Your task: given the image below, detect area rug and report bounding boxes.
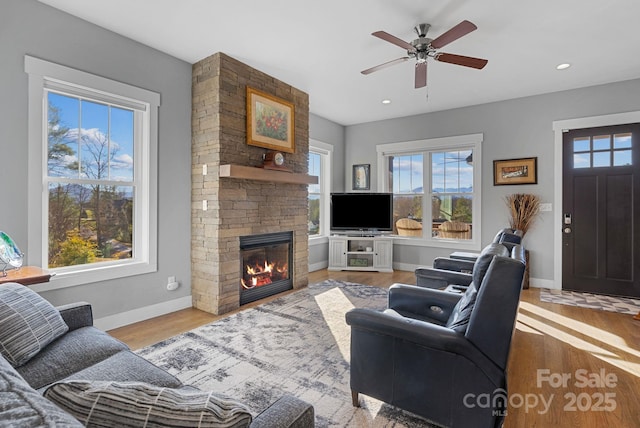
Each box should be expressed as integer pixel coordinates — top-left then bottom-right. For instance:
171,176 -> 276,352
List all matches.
138,280 -> 436,427
539,288 -> 640,315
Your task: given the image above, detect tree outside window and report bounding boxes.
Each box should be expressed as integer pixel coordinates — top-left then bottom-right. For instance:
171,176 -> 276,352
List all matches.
46,92 -> 134,268
308,151 -> 321,236
385,147 -> 475,240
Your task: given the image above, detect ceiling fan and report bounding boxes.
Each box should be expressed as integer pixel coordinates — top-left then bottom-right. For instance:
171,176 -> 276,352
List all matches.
361,20 -> 488,88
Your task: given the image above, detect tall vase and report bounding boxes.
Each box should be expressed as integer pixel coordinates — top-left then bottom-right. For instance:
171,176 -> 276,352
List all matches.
523,249 -> 530,289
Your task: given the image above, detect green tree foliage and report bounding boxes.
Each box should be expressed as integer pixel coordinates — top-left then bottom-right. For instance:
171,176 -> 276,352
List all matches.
394,195 -> 423,220
48,184 -> 81,260
452,197 -> 473,223
47,104 -> 74,173
308,198 -> 320,235
51,232 -> 97,267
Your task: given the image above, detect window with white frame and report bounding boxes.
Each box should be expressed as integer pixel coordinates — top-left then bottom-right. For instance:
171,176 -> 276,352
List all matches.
308,141 -> 332,238
377,134 -> 482,248
26,56 -> 159,288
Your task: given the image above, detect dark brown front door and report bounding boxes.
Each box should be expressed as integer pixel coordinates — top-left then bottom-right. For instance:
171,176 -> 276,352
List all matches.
562,123 -> 640,297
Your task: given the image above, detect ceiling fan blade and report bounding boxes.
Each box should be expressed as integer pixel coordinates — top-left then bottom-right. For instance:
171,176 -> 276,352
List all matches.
372,31 -> 416,52
435,53 -> 488,69
361,57 -> 409,75
430,20 -> 477,49
415,62 -> 427,88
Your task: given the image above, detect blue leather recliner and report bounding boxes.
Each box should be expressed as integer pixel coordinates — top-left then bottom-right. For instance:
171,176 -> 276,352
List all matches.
415,228 -> 523,290
346,245 -> 526,428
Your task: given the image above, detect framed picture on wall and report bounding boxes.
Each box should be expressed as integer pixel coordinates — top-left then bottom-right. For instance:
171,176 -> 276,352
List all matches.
352,164 -> 370,190
493,157 -> 538,185
246,86 -> 295,153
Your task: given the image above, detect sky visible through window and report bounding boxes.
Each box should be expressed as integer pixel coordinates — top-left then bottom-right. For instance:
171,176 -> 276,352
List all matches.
432,150 -> 473,193
573,133 -> 632,169
48,92 -> 134,182
392,154 -> 423,194
392,150 -> 473,194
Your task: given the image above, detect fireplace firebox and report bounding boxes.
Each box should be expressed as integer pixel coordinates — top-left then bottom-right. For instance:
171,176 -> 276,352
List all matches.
239,231 -> 293,305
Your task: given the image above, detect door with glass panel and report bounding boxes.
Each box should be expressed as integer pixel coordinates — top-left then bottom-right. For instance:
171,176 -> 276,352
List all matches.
562,124 -> 640,297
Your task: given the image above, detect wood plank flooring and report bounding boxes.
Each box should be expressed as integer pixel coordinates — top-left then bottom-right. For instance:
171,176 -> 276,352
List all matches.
109,269 -> 640,428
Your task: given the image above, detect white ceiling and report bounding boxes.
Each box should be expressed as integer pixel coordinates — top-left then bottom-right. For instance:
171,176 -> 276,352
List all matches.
39,0 -> 640,126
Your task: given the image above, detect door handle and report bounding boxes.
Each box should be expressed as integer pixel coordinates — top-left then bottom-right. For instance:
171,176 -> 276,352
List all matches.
564,213 -> 572,225
563,227 -> 572,234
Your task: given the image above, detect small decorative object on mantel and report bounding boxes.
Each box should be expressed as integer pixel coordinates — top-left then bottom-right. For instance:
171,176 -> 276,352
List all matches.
493,157 -> 537,185
505,193 -> 541,289
246,87 -> 295,153
261,150 -> 291,172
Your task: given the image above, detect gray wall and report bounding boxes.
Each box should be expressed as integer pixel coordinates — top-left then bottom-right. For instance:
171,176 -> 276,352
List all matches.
345,78 -> 640,282
308,113 -> 346,269
0,0 -> 192,318
310,112 -> 346,192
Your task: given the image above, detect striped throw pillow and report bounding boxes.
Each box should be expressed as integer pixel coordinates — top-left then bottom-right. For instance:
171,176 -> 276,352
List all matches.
44,381 -> 253,428
0,282 -> 69,367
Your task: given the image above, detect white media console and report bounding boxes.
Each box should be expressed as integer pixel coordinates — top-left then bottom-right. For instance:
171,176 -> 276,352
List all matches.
328,234 -> 393,272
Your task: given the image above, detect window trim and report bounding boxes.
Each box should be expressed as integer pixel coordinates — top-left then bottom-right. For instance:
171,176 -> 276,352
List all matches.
377,133 -> 483,251
25,56 -> 159,291
309,139 -> 332,244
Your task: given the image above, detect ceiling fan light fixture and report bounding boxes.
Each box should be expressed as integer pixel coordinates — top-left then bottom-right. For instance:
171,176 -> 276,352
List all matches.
556,63 -> 571,70
362,20 -> 488,89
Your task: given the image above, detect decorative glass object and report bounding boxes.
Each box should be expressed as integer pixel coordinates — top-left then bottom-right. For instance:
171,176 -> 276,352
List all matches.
0,231 -> 24,276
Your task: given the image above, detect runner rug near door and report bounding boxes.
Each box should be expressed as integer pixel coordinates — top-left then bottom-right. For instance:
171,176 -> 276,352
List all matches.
539,288 -> 640,315
138,280 -> 436,428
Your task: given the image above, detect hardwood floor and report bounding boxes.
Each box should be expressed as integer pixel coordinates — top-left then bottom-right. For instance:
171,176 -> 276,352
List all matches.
109,269 -> 640,428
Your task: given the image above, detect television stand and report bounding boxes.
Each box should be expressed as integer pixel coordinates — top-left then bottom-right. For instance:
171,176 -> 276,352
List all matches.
328,235 -> 393,272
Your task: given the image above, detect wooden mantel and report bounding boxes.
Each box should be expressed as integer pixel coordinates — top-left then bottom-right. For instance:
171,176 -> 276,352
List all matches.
219,164 -> 318,185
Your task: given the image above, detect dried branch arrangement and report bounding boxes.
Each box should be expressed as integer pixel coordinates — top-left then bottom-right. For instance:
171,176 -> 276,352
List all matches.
505,193 -> 540,236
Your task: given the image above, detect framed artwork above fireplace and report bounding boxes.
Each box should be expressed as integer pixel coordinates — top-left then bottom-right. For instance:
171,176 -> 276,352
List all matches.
246,87 -> 295,153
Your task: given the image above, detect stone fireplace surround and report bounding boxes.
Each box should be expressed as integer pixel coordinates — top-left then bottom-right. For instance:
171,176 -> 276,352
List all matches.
191,52 -> 310,315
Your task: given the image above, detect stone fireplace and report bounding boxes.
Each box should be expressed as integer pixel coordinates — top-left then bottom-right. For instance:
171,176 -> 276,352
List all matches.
191,52 -> 310,315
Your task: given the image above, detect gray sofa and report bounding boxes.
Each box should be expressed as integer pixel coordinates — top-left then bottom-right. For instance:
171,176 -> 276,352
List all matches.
0,282 -> 314,427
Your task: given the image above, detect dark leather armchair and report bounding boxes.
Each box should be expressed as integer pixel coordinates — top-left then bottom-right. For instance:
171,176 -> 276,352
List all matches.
444,228 -> 523,263
415,242 -> 509,291
346,246 -> 526,428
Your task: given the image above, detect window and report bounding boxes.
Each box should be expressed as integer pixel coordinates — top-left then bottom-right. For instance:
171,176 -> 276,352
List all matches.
308,140 -> 332,238
572,133 -> 632,168
390,153 -> 424,229
377,134 -> 482,249
26,56 -> 159,289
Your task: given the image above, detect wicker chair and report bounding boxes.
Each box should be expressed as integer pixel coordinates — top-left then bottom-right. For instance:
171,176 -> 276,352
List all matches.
396,218 -> 423,237
438,220 -> 471,239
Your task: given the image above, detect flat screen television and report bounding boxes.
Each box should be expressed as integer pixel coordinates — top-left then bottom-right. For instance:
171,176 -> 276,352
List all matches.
330,193 -> 393,232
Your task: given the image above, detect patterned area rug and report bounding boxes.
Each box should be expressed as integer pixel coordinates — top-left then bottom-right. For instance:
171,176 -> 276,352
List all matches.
539,288 -> 640,315
138,280 -> 436,427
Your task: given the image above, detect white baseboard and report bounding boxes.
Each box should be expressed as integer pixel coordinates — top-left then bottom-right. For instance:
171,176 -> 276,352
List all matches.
393,263 -> 425,272
95,295 -> 192,332
309,261 -> 329,272
528,278 -> 558,290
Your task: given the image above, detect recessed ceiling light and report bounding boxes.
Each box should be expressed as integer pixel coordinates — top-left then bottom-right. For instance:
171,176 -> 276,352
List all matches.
381,99 -> 392,104
556,63 -> 571,70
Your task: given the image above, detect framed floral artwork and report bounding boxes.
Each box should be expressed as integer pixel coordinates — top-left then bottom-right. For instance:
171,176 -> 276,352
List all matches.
246,87 -> 295,153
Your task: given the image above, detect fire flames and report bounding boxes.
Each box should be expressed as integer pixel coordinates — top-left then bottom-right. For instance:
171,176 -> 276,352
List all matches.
241,260 -> 288,289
